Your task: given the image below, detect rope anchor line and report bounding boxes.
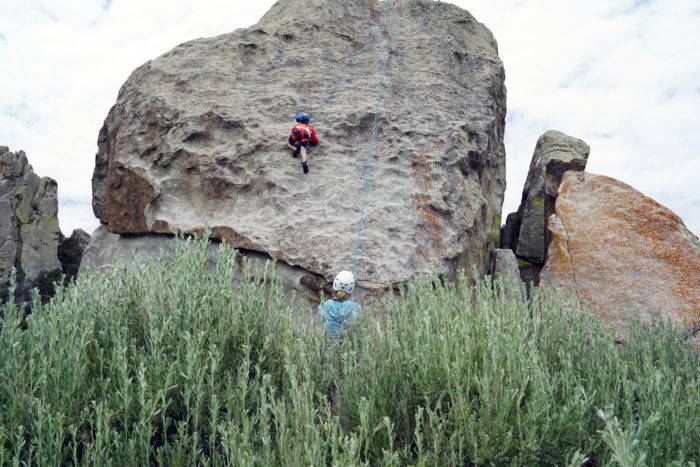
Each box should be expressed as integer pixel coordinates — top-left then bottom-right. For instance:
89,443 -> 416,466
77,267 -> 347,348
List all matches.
310,34 -> 377,125
304,2 -> 396,277
351,5 -> 395,275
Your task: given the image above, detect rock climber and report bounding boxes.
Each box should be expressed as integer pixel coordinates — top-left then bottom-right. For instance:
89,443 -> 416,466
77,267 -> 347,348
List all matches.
287,112 -> 318,174
318,271 -> 362,340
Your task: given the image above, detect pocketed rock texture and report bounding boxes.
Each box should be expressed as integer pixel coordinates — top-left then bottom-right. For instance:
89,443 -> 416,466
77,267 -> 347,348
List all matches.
0,147 -> 62,296
90,0 -> 507,302
540,172 -> 700,338
501,131 -> 589,283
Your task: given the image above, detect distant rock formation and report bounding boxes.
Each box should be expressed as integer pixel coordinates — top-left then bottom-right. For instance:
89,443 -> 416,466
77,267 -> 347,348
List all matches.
1,147 -> 90,303
540,172 -> 700,338
501,131 -> 589,284
86,0 -> 507,304
58,229 -> 91,279
492,248 -> 524,301
0,146 -> 62,301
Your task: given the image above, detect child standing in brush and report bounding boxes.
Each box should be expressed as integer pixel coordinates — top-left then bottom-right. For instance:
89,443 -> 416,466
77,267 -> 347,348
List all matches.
318,271 -> 362,340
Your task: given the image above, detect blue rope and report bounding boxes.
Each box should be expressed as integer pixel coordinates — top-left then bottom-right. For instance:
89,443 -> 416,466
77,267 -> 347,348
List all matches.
351,4 -> 395,275
310,34 -> 377,125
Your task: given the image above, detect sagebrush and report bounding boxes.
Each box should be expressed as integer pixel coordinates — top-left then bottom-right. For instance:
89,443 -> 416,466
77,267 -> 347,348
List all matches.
0,238 -> 698,465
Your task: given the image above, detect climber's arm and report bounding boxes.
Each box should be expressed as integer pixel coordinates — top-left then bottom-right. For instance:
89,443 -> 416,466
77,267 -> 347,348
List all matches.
287,132 -> 298,150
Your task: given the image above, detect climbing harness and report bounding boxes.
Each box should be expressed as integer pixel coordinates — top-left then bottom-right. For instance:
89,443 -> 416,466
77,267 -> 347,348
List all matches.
291,123 -> 314,143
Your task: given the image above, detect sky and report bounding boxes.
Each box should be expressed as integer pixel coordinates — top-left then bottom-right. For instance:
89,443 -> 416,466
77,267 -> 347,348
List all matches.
1,0 -> 699,236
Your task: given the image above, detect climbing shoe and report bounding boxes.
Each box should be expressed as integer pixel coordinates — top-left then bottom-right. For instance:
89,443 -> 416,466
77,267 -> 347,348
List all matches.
302,161 -> 309,174
292,147 -> 301,158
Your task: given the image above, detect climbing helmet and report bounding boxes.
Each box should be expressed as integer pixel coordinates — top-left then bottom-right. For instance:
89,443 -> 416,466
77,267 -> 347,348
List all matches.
333,271 -> 355,294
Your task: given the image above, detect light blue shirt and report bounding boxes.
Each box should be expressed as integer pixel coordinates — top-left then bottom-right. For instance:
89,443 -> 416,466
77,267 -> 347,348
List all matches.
318,299 -> 362,339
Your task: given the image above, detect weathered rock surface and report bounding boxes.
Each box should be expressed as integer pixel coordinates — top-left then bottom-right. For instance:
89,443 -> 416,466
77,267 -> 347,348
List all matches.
492,248 -> 524,300
80,226 -> 218,274
91,0 -> 506,302
80,226 -> 336,306
541,172 -> 700,337
1,147 -> 62,295
501,130 -> 589,283
58,229 -> 91,280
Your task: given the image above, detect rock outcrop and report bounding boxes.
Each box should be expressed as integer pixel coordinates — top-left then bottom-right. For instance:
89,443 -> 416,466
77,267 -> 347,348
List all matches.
58,229 -> 91,280
501,131 -> 589,283
492,248 -> 524,300
88,0 -> 507,303
1,146 -> 63,301
80,226 -> 218,274
80,226 -> 331,305
540,172 -> 700,338
0,147 -> 91,304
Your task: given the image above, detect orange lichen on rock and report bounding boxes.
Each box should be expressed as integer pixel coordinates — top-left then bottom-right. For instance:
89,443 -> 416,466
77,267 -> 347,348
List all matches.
416,196 -> 443,252
411,148 -> 444,260
541,215 -> 576,291
541,172 -> 700,338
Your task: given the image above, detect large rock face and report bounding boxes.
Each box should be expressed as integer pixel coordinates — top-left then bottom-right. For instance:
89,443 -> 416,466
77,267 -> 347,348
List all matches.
90,0 -> 507,301
541,172 -> 700,337
501,131 -> 589,283
0,147 -> 61,289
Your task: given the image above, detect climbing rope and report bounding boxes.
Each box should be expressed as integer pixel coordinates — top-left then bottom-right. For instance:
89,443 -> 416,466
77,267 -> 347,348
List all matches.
299,1 -> 395,277
310,34 -> 377,125
351,3 -> 395,275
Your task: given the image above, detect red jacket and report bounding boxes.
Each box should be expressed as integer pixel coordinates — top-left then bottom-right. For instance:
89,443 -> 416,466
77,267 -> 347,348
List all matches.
289,123 -> 319,145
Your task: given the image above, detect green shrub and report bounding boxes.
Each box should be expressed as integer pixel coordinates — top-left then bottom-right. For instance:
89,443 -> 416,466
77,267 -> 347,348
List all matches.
0,237 -> 697,465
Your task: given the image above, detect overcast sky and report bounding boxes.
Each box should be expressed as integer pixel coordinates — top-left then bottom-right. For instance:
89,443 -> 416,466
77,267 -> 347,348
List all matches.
1,0 -> 699,235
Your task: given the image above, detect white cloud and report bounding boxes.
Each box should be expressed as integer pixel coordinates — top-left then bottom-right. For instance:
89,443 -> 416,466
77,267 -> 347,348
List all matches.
1,0 -> 698,235
465,0 -> 700,233
0,0 -> 277,234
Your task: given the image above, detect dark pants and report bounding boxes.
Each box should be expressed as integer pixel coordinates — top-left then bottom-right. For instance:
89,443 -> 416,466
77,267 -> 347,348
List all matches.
291,141 -> 311,158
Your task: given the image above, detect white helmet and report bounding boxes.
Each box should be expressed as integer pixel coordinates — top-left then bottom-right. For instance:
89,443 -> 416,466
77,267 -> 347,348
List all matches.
333,270 -> 355,294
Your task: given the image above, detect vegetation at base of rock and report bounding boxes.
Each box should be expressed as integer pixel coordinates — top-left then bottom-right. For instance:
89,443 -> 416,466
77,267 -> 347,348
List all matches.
0,239 -> 698,466
33,269 -> 65,302
1,268 -> 64,308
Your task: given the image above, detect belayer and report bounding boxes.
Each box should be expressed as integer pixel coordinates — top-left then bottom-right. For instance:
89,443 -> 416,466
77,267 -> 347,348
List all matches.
318,271 -> 362,340
287,112 -> 318,174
